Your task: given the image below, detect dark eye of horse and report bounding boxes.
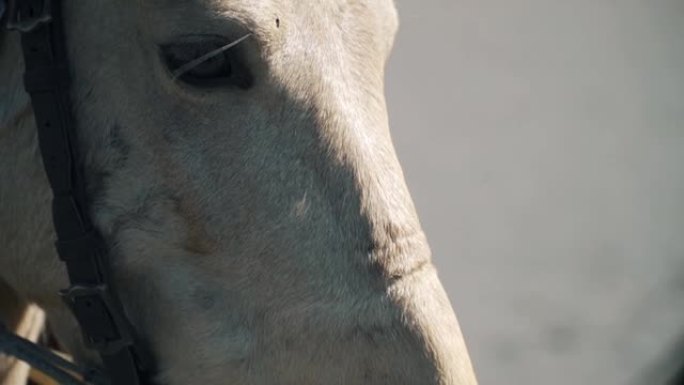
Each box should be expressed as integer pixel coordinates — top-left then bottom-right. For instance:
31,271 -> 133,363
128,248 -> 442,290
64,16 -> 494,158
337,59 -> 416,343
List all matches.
160,36 -> 253,89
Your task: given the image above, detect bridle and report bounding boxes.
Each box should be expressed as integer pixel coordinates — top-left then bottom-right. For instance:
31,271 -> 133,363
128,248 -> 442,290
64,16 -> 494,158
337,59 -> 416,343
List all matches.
0,0 -> 152,384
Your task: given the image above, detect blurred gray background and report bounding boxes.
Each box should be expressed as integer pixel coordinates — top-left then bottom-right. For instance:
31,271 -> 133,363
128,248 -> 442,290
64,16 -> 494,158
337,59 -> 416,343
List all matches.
385,1 -> 684,384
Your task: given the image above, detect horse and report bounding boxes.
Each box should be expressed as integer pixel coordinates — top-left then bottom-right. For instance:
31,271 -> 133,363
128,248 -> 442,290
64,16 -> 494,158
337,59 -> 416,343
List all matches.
0,0 -> 478,384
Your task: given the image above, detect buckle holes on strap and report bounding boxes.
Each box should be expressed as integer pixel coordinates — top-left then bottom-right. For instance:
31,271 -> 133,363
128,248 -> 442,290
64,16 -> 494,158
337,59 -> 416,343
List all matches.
44,121 -> 51,128
30,46 -> 38,53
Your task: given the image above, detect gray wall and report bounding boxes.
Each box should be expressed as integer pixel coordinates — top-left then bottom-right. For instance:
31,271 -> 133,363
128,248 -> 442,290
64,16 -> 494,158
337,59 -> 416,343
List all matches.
386,1 -> 684,384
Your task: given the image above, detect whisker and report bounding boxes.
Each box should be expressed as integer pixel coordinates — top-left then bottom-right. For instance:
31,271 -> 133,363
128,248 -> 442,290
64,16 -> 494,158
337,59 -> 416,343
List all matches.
172,33 -> 252,80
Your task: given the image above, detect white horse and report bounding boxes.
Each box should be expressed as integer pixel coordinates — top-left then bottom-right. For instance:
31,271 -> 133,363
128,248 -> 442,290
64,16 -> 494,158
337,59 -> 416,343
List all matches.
0,0 -> 478,384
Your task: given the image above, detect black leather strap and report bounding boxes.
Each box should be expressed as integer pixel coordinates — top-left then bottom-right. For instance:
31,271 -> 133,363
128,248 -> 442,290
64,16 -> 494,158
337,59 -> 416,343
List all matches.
0,322 -> 110,385
6,0 -> 152,383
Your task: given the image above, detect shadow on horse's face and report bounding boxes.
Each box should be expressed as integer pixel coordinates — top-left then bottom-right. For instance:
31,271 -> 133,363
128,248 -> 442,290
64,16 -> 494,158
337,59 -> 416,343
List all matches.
2,0 -> 476,383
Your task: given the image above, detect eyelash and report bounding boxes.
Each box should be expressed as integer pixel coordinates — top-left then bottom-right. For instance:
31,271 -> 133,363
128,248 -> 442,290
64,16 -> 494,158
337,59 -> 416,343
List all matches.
160,35 -> 253,89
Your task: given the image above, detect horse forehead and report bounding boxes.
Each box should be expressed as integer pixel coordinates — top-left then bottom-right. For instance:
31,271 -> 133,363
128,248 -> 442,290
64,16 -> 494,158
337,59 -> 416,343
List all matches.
145,0 -> 397,33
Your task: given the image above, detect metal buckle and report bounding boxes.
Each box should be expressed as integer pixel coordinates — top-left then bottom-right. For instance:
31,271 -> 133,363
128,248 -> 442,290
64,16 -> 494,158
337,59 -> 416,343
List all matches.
60,284 -> 134,355
5,0 -> 52,32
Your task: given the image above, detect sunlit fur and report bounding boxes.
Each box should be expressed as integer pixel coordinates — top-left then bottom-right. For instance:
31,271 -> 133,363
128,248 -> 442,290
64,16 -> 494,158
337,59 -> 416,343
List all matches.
0,1 -> 478,384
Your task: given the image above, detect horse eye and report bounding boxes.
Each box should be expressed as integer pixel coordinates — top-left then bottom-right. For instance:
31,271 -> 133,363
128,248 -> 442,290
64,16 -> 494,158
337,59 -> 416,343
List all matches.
160,37 -> 253,89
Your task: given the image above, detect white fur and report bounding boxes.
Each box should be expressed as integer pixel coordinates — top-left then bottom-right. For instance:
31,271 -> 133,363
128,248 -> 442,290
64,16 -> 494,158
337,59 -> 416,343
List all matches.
0,1 -> 478,384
